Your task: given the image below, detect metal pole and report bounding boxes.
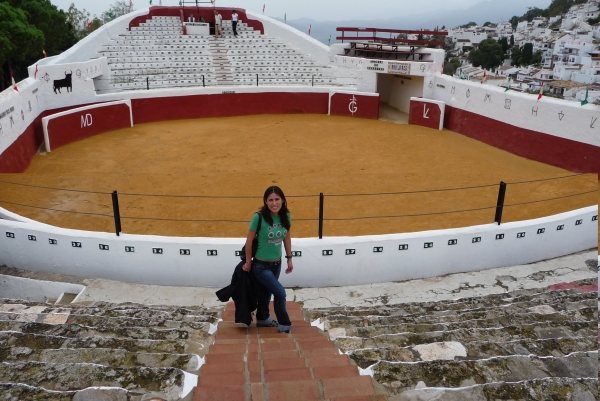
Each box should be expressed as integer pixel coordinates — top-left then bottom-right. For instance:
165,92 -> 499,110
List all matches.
111,190 -> 122,236
146,77 -> 149,90
312,75 -> 314,87
202,75 -> 205,87
318,193 -> 324,239
256,74 -> 259,86
494,181 -> 507,225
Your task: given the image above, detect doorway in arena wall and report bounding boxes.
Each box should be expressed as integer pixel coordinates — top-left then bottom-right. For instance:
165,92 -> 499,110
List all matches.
377,74 -> 424,124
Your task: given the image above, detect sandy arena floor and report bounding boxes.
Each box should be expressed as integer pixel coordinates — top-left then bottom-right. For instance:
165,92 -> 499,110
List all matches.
0,114 -> 597,240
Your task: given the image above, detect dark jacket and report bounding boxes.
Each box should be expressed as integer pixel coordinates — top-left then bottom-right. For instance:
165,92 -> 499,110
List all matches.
216,261 -> 266,326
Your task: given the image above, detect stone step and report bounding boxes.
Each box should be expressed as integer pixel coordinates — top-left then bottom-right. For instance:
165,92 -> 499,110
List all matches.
0,300 -> 219,322
342,319 -> 595,344
346,336 -> 597,365
311,289 -> 596,322
371,351 -> 597,393
0,331 -> 187,354
328,306 -> 596,335
0,347 -> 200,371
0,383 -> 75,401
61,313 -> 216,331
324,297 -> 597,327
392,377 -> 597,400
0,361 -> 195,398
0,321 -> 199,342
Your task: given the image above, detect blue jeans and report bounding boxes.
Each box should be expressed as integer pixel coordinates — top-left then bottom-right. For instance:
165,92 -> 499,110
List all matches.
251,259 -> 291,326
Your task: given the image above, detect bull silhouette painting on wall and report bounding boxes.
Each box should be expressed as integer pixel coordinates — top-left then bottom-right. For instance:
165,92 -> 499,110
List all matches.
53,71 -> 72,94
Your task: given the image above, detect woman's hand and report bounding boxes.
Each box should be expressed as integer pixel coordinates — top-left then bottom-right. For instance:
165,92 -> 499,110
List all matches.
242,261 -> 252,272
285,258 -> 293,274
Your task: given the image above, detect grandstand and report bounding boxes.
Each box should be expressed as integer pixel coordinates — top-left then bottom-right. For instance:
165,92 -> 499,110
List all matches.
96,13 -> 337,91
0,4 -> 597,401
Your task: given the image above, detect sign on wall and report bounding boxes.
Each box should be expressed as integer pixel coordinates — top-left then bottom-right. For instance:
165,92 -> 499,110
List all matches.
329,90 -> 380,119
408,97 -> 445,130
388,62 -> 411,75
42,100 -> 133,152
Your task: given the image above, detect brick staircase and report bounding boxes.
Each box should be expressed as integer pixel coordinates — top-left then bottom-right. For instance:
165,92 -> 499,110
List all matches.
194,301 -> 386,401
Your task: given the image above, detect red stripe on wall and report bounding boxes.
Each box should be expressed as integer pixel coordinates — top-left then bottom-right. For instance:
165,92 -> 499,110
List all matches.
330,93 -> 379,119
445,105 -> 600,174
131,92 -> 329,124
0,107 -> 72,173
47,104 -> 131,151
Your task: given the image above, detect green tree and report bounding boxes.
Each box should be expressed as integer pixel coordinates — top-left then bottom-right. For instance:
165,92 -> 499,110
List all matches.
510,35 -> 514,46
523,7 -> 547,22
0,2 -> 44,88
483,21 -> 492,27
531,50 -> 544,66
521,43 -> 533,65
511,48 -> 522,66
65,3 -> 90,40
443,58 -> 461,76
509,16 -> 519,30
6,0 -> 76,58
547,0 -> 587,17
101,0 -> 131,23
467,38 -> 503,70
461,21 -> 477,28
498,37 -> 509,54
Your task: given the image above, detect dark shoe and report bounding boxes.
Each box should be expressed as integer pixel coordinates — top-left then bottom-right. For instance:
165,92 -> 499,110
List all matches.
278,323 -> 292,334
257,316 -> 278,327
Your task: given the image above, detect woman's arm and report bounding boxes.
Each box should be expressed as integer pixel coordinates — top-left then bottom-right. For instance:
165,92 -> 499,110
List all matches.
243,229 -> 255,272
283,230 -> 293,274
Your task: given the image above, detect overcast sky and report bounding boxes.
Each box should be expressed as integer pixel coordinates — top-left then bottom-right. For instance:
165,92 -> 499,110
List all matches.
51,0 -> 522,21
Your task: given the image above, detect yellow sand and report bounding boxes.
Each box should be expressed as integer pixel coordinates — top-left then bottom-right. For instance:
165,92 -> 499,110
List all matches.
0,114 -> 596,241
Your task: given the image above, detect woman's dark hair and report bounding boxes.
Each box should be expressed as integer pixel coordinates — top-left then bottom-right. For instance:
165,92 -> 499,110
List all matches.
259,186 -> 291,230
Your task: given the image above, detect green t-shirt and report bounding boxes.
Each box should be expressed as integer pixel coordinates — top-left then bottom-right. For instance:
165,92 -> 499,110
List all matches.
249,212 -> 291,261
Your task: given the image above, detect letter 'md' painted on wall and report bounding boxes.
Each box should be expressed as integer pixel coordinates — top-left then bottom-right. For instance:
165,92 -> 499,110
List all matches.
81,113 -> 93,128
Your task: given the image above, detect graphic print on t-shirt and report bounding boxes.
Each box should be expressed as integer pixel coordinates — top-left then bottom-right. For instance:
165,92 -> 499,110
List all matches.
267,223 -> 287,245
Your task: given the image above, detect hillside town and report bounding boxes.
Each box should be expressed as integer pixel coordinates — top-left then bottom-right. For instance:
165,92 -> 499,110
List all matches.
447,0 -> 600,104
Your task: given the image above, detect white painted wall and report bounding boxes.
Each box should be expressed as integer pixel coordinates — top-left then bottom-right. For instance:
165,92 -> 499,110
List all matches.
0,206 -> 596,288
0,274 -> 84,303
428,74 -> 600,147
388,76 -> 425,113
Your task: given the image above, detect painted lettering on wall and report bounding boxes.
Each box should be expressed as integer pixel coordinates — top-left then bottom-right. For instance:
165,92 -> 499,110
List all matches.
81,113 -> 93,128
349,95 -> 358,116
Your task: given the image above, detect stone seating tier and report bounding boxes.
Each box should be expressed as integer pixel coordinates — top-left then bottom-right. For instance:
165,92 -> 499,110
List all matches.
307,278 -> 598,399
106,45 -> 207,52
110,67 -> 214,75
113,38 -> 211,45
107,56 -> 212,63
99,13 -> 339,90
0,298 -> 220,399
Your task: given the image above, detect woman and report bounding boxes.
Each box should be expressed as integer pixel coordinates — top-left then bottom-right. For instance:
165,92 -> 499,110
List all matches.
242,186 -> 293,333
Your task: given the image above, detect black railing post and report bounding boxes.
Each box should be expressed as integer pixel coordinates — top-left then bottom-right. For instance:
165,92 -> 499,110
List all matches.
494,181 -> 507,225
202,75 -> 205,87
146,77 -> 149,90
318,193 -> 324,239
256,74 -> 259,86
312,75 -> 314,87
112,190 -> 122,236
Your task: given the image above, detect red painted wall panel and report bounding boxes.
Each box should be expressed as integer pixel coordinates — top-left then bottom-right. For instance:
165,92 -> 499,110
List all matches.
329,93 -> 379,119
46,104 -> 131,152
445,105 -> 600,174
0,107 -> 70,173
409,99 -> 443,130
131,92 -> 329,123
